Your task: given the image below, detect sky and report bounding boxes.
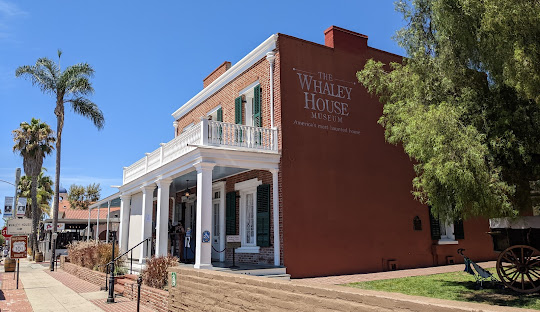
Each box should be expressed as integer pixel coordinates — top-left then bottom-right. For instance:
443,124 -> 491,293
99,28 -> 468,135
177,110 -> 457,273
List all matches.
0,1 -> 406,224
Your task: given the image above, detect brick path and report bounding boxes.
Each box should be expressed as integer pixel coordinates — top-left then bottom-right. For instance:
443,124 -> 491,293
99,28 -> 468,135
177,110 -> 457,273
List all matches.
45,268 -> 155,312
90,296 -> 154,312
295,261 -> 497,285
45,270 -> 101,293
0,264 -> 33,312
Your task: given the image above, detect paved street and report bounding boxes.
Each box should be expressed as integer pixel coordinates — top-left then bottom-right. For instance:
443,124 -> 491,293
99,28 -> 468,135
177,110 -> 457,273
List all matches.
0,259 -> 153,312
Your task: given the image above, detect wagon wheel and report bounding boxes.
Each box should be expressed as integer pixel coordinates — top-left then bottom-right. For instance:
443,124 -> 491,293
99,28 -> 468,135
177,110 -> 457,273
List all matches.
496,245 -> 540,293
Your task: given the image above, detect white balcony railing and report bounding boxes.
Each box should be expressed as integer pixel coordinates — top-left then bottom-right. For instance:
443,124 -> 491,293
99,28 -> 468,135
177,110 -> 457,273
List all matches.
123,118 -> 278,184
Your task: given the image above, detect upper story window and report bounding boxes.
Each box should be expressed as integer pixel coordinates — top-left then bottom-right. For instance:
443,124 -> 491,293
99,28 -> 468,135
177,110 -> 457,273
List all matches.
207,105 -> 223,122
182,123 -> 195,133
235,82 -> 262,127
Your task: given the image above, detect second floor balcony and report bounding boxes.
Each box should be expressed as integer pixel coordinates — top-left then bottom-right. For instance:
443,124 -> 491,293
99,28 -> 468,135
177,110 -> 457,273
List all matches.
123,118 -> 279,184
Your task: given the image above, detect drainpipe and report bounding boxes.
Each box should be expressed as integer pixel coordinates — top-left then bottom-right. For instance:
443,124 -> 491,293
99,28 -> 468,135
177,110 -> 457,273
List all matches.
266,52 -> 276,128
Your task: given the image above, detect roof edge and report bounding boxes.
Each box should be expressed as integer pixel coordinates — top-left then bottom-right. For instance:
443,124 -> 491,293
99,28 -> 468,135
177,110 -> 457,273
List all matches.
171,34 -> 278,120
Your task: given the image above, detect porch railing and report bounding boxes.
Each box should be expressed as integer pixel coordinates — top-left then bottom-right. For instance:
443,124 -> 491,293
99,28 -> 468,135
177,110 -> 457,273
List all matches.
123,118 -> 278,184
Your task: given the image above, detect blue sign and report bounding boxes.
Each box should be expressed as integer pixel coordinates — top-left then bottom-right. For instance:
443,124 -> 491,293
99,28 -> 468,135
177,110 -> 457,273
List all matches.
202,230 -> 210,243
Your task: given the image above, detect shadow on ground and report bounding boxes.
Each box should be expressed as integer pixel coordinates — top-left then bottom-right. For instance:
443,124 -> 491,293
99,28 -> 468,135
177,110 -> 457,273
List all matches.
442,280 -> 540,308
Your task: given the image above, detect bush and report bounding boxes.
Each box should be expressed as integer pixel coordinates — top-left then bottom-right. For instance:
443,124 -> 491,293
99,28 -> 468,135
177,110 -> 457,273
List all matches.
67,240 -> 119,273
142,255 -> 178,289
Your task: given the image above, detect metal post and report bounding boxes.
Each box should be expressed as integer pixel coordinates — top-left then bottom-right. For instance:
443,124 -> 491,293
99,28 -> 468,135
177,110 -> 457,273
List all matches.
130,249 -> 133,274
16,259 -> 19,289
137,275 -> 142,312
107,235 -> 116,303
50,232 -> 57,272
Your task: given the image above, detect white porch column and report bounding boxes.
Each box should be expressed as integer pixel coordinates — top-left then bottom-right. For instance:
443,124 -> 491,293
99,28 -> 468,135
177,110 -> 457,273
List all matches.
194,162 -> 215,269
106,200 -> 111,243
87,208 -> 92,241
119,194 -> 132,253
96,206 -> 100,241
155,178 -> 172,257
140,185 -> 155,263
270,169 -> 280,266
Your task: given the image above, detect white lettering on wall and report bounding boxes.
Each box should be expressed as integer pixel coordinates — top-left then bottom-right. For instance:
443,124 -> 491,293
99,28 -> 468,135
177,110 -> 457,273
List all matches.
296,70 -> 353,124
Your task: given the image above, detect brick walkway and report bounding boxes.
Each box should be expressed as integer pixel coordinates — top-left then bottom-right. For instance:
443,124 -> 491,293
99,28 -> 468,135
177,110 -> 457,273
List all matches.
45,268 -> 155,312
45,270 -> 102,293
90,296 -> 154,312
295,261 -> 497,285
0,265 -> 33,312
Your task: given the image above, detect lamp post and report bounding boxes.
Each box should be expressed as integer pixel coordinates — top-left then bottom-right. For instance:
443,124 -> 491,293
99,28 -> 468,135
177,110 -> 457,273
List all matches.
107,222 -> 119,304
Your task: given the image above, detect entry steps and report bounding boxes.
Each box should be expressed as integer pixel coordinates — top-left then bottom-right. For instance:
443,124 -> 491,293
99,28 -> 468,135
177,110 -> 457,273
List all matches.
124,258 -> 290,280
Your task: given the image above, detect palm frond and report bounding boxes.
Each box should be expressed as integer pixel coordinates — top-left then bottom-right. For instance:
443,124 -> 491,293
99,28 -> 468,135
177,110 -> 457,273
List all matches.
59,63 -> 94,93
15,58 -> 58,93
66,97 -> 105,130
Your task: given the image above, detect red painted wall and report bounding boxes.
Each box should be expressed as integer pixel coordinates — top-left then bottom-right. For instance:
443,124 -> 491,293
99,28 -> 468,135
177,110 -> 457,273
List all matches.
278,27 -> 496,278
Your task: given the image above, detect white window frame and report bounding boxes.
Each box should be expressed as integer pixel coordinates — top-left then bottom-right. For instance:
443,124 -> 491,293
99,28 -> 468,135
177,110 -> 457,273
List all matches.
207,105 -> 222,121
234,178 -> 262,253
182,123 -> 195,133
238,81 -> 260,127
438,220 -> 458,245
212,181 -> 226,262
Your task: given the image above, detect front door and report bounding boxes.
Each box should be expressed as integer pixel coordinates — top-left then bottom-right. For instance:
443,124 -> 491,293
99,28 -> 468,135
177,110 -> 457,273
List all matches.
211,200 -> 221,260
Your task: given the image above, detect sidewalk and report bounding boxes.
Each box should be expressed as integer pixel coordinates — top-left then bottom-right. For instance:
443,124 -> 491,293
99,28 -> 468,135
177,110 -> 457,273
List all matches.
295,261 -> 497,285
0,259 -> 153,312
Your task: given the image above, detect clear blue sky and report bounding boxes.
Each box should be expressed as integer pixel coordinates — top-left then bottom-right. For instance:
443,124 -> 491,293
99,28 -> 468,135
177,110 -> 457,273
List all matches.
0,1 -> 406,221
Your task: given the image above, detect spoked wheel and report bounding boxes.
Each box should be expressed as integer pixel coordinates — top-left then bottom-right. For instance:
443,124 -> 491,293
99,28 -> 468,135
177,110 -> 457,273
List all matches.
496,245 -> 540,293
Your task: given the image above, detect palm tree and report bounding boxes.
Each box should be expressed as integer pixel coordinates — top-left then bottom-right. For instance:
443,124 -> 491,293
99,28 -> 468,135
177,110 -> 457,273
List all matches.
18,169 -> 54,219
12,118 -> 55,259
16,50 -> 105,270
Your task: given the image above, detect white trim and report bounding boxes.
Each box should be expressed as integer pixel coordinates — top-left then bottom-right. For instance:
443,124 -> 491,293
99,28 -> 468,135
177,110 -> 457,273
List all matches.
238,81 -> 260,97
207,105 -> 222,116
235,178 -> 262,191
236,246 -> 260,253
212,181 -> 226,262
172,34 -> 278,120
438,239 -> 459,245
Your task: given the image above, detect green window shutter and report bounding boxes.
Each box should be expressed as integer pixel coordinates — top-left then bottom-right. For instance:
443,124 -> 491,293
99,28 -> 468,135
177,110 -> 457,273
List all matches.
226,191 -> 237,235
235,96 -> 243,124
428,208 -> 441,240
454,220 -> 465,240
253,85 -> 262,127
217,107 -> 223,122
256,184 -> 271,247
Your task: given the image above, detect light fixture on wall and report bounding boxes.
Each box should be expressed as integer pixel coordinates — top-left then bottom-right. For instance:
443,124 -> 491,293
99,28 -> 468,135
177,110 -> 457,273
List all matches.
185,180 -> 190,197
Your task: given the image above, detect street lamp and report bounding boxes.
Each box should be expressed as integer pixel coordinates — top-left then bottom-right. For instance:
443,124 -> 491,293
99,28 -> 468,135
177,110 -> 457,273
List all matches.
107,221 -> 120,304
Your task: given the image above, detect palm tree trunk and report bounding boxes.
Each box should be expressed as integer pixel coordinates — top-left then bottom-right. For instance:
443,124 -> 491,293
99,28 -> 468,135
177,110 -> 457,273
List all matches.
31,175 -> 39,260
50,100 -> 64,271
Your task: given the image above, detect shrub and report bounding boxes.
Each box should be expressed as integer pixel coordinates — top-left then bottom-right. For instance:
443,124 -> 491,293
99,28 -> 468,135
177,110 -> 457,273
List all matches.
67,240 -> 119,273
142,255 -> 178,289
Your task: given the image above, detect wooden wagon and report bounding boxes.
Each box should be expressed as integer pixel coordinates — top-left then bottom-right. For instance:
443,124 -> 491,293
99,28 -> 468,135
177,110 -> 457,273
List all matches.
489,216 -> 540,293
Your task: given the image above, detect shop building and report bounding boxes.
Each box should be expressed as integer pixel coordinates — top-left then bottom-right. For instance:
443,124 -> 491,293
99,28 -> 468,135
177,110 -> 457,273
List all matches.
116,26 -> 496,278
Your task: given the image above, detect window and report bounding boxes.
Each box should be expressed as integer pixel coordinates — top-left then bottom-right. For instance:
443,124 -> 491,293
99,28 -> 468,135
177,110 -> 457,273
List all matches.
207,106 -> 223,122
182,123 -> 195,133
235,178 -> 262,253
428,207 -> 464,245
235,82 -> 262,127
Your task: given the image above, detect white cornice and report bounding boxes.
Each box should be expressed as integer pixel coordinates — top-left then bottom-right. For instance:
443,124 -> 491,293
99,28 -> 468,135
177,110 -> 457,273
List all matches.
172,34 -> 278,120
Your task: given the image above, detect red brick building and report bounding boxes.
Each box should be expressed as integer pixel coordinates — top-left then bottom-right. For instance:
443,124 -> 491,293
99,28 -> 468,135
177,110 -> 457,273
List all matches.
116,26 -> 496,278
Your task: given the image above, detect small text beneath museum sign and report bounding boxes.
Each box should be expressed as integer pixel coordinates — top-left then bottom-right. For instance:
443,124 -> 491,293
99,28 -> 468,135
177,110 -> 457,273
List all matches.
293,120 -> 360,135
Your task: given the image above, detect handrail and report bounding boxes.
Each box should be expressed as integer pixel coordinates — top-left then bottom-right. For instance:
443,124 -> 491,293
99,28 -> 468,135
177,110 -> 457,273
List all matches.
107,237 -> 151,267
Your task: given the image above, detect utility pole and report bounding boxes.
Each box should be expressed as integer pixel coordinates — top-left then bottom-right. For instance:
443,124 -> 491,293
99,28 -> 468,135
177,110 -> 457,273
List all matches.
13,168 -> 21,219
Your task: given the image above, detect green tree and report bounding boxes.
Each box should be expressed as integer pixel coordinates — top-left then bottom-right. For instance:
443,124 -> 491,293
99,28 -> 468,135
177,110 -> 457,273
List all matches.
12,118 -> 55,259
18,169 -> 54,219
16,50 -> 105,269
357,0 -> 540,221
68,183 -> 101,210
